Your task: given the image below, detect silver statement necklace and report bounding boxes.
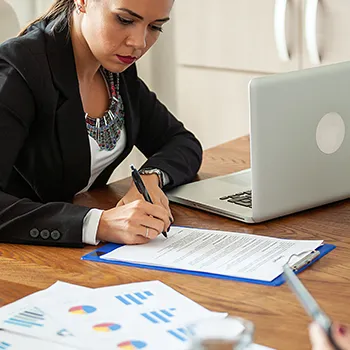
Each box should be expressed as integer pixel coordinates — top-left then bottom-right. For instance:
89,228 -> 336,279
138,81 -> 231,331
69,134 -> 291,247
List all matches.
85,68 -> 125,151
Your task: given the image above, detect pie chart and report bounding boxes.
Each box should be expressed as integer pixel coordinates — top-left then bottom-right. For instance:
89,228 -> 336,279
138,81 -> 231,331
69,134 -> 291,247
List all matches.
93,322 -> 121,332
68,305 -> 97,315
117,340 -> 147,349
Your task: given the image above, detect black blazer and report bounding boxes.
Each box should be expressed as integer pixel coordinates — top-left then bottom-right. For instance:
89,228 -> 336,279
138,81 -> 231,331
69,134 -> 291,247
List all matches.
0,21 -> 202,247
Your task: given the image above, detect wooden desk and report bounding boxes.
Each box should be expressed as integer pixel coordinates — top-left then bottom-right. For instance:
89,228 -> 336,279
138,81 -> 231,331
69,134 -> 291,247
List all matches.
1,136 -> 350,349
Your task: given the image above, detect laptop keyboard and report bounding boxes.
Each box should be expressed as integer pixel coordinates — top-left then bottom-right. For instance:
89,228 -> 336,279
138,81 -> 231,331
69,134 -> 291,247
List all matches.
219,190 -> 252,208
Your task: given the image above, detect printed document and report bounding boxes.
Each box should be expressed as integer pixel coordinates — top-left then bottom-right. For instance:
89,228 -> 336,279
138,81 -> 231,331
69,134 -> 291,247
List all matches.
101,226 -> 323,282
0,281 -> 274,350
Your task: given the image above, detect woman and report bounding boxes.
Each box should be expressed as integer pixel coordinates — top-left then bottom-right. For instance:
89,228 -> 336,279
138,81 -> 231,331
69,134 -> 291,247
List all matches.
310,322 -> 350,350
0,0 -> 202,247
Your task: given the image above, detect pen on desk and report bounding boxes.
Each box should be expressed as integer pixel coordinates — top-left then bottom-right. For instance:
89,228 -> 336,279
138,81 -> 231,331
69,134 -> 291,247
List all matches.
130,165 -> 168,238
283,264 -> 341,350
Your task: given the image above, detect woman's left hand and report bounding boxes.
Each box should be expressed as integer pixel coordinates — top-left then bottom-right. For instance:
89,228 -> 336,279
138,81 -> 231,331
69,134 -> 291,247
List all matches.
309,322 -> 350,350
117,174 -> 174,222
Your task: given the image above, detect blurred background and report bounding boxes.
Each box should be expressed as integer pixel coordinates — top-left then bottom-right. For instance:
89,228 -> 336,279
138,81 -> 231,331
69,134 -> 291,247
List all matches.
1,0 -> 349,182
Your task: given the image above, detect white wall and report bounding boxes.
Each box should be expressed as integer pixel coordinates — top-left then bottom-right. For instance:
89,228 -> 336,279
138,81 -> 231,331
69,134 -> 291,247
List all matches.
0,0 -> 20,43
138,2 -> 252,151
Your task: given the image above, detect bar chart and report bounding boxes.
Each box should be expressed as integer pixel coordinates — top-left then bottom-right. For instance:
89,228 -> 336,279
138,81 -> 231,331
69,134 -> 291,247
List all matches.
0,341 -> 11,350
115,291 -> 154,306
141,308 -> 177,324
4,307 -> 45,329
167,328 -> 188,342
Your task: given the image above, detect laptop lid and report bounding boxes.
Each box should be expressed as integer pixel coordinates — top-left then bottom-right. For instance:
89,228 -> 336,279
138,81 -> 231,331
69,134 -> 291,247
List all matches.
250,61 -> 350,222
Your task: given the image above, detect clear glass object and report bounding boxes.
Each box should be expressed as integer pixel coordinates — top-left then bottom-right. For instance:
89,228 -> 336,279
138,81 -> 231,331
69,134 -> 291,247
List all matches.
187,317 -> 254,350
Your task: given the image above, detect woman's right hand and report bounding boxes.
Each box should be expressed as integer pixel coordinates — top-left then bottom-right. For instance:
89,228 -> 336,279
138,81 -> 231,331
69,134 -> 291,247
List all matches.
96,199 -> 171,244
309,322 -> 350,350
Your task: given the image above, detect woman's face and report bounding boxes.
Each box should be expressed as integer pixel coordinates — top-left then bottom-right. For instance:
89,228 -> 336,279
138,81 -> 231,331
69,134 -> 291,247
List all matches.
80,0 -> 173,72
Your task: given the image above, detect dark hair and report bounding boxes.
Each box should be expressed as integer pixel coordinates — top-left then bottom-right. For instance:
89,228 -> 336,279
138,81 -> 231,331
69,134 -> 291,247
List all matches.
18,0 -> 75,36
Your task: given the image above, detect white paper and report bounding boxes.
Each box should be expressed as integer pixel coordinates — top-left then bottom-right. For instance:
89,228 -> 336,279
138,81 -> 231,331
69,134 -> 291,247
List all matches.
40,281 -> 227,350
0,330 -> 80,350
101,226 -> 323,282
0,282 -> 92,348
0,330 -> 274,350
0,280 -> 274,350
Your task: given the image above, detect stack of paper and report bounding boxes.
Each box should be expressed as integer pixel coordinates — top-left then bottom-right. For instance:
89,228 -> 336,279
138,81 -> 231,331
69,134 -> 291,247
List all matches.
100,226 -> 325,283
0,281 -> 273,349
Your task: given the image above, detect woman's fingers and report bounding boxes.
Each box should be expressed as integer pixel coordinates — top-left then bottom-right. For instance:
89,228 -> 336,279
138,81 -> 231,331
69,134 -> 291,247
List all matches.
309,322 -> 350,350
97,200 -> 171,244
118,180 -> 174,226
138,201 -> 171,232
153,193 -> 173,226
122,232 -> 150,245
139,217 -> 165,240
116,199 -> 170,230
160,195 -> 174,221
309,323 -> 334,350
331,323 -> 350,350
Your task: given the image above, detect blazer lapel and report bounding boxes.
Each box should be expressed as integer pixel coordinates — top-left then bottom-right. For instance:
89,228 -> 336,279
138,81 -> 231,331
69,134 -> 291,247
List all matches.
45,23 -> 90,197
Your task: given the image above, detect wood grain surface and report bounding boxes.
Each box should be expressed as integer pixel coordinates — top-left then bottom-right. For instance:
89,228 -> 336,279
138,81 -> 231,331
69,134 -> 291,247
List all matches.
1,136 -> 349,350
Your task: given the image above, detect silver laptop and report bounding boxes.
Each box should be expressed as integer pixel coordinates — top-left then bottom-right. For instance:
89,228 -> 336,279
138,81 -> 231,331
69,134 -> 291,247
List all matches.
167,61 -> 350,223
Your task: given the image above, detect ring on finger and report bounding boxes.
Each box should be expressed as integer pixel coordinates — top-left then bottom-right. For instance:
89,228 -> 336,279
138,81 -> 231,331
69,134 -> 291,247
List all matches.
145,227 -> 149,238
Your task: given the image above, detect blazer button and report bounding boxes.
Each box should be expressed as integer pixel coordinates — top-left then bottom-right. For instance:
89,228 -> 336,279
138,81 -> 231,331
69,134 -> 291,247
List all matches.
40,229 -> 50,240
51,230 -> 61,240
29,228 -> 40,238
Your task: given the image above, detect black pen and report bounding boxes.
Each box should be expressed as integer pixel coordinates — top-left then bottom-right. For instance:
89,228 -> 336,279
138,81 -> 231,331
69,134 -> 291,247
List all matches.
130,165 -> 168,238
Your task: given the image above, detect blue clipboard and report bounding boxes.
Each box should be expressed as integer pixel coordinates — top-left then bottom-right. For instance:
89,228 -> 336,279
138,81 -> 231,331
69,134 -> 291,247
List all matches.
81,243 -> 336,286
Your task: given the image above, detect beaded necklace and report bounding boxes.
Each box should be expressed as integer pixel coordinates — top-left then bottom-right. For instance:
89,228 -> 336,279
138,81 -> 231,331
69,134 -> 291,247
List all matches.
85,68 -> 125,151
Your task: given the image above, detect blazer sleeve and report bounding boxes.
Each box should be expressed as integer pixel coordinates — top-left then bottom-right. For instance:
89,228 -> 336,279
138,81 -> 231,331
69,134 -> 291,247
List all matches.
134,76 -> 203,190
0,60 -> 90,247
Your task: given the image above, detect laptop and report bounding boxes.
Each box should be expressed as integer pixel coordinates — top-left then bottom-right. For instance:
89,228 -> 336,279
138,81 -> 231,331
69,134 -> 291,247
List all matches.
167,61 -> 350,223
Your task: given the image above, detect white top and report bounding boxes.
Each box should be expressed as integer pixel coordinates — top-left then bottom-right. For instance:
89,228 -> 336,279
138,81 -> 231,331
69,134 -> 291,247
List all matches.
78,130 -> 127,194
79,131 -> 127,245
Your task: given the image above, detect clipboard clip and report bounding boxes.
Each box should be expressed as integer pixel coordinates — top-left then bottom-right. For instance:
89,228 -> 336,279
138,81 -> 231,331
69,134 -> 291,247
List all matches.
287,250 -> 321,272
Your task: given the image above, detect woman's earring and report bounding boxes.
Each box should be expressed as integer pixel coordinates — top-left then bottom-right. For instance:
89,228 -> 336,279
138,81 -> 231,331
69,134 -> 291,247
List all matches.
76,4 -> 83,15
